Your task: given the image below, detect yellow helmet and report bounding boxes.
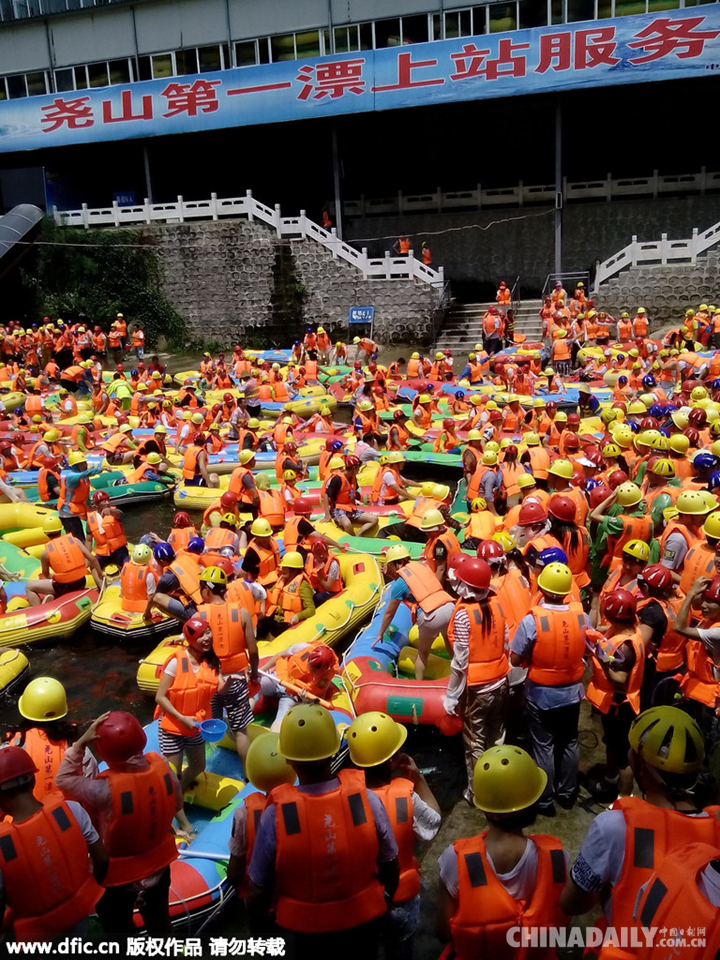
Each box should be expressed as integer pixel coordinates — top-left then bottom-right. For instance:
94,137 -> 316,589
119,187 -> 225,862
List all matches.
239,449 -> 256,465
199,565 -> 228,585
628,706 -> 704,775
525,433 -> 540,446
357,399 -> 374,412
255,473 -> 272,491
346,711 -> 407,767
280,551 -> 305,569
536,562 -> 573,596
517,474 -> 536,489
470,497 -> 488,512
616,482 -> 643,507
547,459 -> 573,480
612,425 -> 634,448
691,386 -> 708,402
283,469 -> 297,481
650,458 -> 675,477
250,518 -> 273,537
420,481 -> 435,497
492,530 -> 516,552
432,484 -> 450,501
420,508 -> 445,531
671,410 -> 689,430
703,511 -> 720,540
327,456 -> 345,471
382,544 -> 411,564
43,429 -> 59,443
245,732 -> 296,794
472,745 -> 547,813
603,443 -> 622,459
278,704 -> 341,761
623,539 -> 650,562
18,677 -> 68,722
67,451 -> 87,467
417,394 -> 432,405
554,411 -> 568,423
484,441 -> 500,454
42,516 -> 63,535
482,451 -> 498,466
669,434 -> 690,455
676,490 -> 714,516
601,408 -> 619,425
627,400 -> 647,415
466,429 -> 483,442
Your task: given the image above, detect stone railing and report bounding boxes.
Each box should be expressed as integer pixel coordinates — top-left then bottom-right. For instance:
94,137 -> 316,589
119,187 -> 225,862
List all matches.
53,191 -> 444,289
593,220 -> 720,291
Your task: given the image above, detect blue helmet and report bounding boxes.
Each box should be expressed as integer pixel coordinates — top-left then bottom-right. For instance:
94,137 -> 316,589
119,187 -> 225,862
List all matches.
708,471 -> 720,491
616,354 -> 625,363
153,542 -> 175,562
627,420 -> 639,433
330,439 -> 343,451
584,478 -> 602,492
187,536 -> 205,554
618,375 -> 628,385
662,404 -> 677,415
693,452 -> 716,471
642,374 -> 656,388
712,379 -> 720,390
658,427 -> 670,437
13,407 -> 22,417
537,547 -> 569,567
455,390 -> 465,400
648,404 -> 664,417
131,369 -> 138,377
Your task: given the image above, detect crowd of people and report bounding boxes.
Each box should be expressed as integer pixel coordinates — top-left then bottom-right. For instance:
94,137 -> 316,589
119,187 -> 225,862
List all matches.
1,298 -> 720,958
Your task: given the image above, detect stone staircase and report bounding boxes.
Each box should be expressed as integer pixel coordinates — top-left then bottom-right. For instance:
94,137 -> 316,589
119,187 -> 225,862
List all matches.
595,250 -> 720,327
435,299 -> 543,353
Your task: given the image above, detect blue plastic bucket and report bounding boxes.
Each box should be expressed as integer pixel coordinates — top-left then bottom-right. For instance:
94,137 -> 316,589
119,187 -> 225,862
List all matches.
198,719 -> 227,743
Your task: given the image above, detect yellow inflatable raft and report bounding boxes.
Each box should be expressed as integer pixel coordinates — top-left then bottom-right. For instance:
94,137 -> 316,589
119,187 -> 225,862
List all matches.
90,584 -> 179,640
0,648 -> 30,695
0,503 -> 56,535
137,552 -> 383,694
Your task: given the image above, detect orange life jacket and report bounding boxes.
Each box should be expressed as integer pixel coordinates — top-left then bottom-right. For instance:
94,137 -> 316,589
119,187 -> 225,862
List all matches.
326,472 -> 356,512
57,476 -> 90,518
406,495 -> 438,529
0,798 -> 103,942
168,558 -> 202,604
605,514 -> 654,567
449,598 -> 509,686
229,466 -> 255,504
226,578 -> 258,626
464,512 -> 496,542
86,511 -> 126,556
258,488 -> 285,527
527,602 -> 586,685
120,561 -> 155,612
204,527 -> 236,553
46,534 -> 87,584
370,778 -> 420,903
308,555 -> 343,595
12,727 -> 66,802
449,832 -> 568,960
249,538 -> 280,585
270,769 -> 386,932
625,842 -> 720,960
525,447 -> 551,480
659,519 -> 701,560
424,530 -> 462,575
606,797 -> 720,928
397,562 -> 453,615
168,526 -> 196,552
37,466 -> 59,502
681,618 -> 720,708
586,630 -> 645,714
275,641 -> 338,699
561,527 -> 590,588
268,572 -> 310,622
182,447 -> 202,481
636,596 -> 686,672
467,464 -> 497,502
371,464 -> 402,505
158,650 -> 219,735
500,463 -> 525,499
98,752 -> 179,886
197,601 -> 249,673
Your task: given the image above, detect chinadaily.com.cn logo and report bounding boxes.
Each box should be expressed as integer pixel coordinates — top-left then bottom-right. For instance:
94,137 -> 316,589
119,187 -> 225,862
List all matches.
505,926 -> 708,949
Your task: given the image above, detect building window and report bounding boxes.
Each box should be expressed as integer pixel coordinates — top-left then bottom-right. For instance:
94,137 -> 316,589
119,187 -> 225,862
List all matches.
26,70 -> 48,94
519,0 -> 550,27
489,2 -> 518,32
567,0 -> 595,19
87,61 -> 109,87
271,33 -> 296,61
6,74 -> 27,98
108,58 -> 131,84
401,14 -> 429,43
151,53 -> 173,79
375,17 -> 401,48
235,40 -> 257,65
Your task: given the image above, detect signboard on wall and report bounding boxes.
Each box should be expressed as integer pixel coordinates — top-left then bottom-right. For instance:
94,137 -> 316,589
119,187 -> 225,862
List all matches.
0,7 -> 718,152
349,306 -> 375,323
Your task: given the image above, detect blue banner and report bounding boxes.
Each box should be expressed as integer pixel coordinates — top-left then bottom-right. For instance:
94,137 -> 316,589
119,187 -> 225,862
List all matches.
349,307 -> 375,323
0,7 -> 718,152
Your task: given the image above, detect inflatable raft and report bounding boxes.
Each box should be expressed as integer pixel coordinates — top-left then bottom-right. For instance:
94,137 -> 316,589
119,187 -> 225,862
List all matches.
341,583 -> 460,734
0,648 -> 30,696
0,587 -> 98,649
90,584 -> 179,641
137,552 -> 383,694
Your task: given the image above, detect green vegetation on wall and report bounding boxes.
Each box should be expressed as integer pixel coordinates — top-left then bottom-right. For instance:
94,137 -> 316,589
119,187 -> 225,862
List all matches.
17,219 -> 190,347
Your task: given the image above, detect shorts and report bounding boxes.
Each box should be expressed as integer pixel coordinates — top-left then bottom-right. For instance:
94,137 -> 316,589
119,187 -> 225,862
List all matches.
60,515 -> 86,540
332,507 -> 361,523
98,545 -> 130,570
212,676 -> 253,733
166,597 -> 194,620
53,576 -> 87,597
601,700 -> 636,770
158,727 -> 204,754
247,404 -> 262,419
184,476 -> 205,487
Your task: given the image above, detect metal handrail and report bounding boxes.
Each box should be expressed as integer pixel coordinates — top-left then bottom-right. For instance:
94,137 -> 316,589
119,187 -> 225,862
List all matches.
542,271 -> 590,298
510,275 -> 521,314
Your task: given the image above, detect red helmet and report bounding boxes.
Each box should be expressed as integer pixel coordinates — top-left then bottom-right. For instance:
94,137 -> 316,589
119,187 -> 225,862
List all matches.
92,490 -> 110,506
546,401 -> 557,413
493,363 -> 504,375
213,557 -> 235,578
488,409 -> 503,422
444,349 -> 452,356
291,497 -> 314,516
639,564 -> 673,591
354,360 -> 362,369
517,501 -> 548,526
344,455 -> 361,469
368,363 -> 377,373
42,455 -> 60,470
639,417 -> 659,430
307,645 -> 338,672
284,441 -> 297,453
211,403 -> 222,415
688,408 -> 707,428
588,483 -> 611,508
220,491 -> 238,509
183,617 -> 210,643
457,556 -> 491,591
173,511 -> 191,528
325,438 -> 335,451
683,427 -> 700,446
703,576 -> 720,602
393,409 -> 406,420
447,553 -> 468,574
503,444 -> 518,459
602,589 -> 637,622
94,711 -> 147,765
567,413 -> 581,425
116,363 -> 124,372
0,745 -> 37,787
585,450 -> 604,469
310,536 -> 328,561
443,418 -> 455,430
608,469 -> 629,489
563,434 -> 581,451
223,393 -> 234,403
548,495 -> 576,523
476,539 -> 505,563
570,467 -> 585,488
